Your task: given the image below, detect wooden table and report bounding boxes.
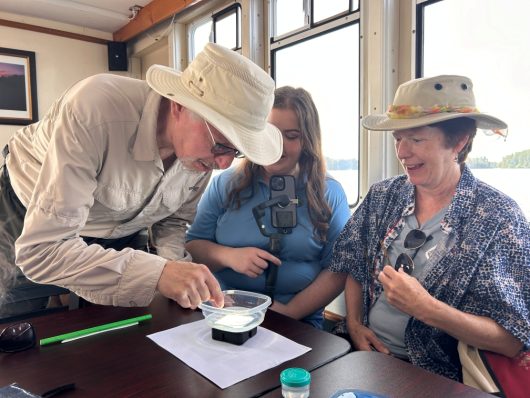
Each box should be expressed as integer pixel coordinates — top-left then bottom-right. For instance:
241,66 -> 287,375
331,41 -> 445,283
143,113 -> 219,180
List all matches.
0,294 -> 351,397
262,351 -> 493,398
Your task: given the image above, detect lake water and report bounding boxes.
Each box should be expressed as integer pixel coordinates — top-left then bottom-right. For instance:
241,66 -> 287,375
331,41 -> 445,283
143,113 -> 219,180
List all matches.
328,168 -> 530,219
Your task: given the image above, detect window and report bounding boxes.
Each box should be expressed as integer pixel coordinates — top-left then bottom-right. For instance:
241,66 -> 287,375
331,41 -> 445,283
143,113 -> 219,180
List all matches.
271,0 -> 360,38
213,4 -> 241,51
419,0 -> 530,217
271,0 -> 308,38
189,18 -> 212,60
313,0 -> 358,24
188,3 -> 241,60
271,3 -> 360,206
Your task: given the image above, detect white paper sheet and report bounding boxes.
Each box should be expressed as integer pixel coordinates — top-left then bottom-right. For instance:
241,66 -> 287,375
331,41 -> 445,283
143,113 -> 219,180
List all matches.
147,319 -> 311,389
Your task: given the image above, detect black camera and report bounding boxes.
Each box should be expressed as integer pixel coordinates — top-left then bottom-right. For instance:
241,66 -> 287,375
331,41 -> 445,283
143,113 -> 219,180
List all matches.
270,175 -> 286,191
270,175 -> 297,230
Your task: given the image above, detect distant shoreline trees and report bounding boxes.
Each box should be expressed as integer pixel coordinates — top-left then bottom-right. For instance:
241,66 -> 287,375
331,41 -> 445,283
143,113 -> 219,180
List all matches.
326,148 -> 530,170
325,157 -> 358,170
497,149 -> 530,168
467,156 -> 497,169
469,149 -> 530,169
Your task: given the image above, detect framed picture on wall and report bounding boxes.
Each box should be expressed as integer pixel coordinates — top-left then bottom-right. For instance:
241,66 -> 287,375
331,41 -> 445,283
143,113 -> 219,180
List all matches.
0,47 -> 38,125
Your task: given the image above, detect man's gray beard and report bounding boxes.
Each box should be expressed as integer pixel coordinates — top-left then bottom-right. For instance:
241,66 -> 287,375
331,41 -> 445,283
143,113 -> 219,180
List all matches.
179,157 -> 219,172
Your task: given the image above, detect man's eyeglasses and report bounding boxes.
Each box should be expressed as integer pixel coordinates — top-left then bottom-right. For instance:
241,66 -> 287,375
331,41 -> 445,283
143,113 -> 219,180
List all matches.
394,229 -> 433,275
0,322 -> 36,353
204,121 -> 245,159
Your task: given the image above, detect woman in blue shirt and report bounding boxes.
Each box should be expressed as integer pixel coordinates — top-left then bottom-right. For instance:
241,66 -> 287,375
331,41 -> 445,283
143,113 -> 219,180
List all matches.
186,86 -> 350,328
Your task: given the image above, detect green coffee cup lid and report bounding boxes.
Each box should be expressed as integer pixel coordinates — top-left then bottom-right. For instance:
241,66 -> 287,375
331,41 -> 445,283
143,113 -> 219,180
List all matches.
280,368 -> 311,387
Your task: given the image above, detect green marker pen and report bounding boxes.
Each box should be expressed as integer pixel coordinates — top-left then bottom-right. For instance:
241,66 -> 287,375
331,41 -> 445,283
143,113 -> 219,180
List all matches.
39,314 -> 152,346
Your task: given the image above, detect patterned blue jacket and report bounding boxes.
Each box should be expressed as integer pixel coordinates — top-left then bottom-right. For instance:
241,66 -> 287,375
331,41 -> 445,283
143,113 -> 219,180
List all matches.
329,165 -> 530,380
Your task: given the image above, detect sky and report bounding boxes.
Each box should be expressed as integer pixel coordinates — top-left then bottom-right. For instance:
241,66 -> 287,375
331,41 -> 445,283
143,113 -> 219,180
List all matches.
0,62 -> 24,78
423,0 -> 530,162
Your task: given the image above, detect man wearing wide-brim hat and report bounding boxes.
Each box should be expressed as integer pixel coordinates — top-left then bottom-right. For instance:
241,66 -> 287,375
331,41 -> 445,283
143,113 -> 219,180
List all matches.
1,43 -> 282,316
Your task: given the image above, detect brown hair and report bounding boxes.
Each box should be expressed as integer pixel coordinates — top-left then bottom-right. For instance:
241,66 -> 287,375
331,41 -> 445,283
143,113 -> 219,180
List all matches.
226,86 -> 332,242
429,117 -> 477,165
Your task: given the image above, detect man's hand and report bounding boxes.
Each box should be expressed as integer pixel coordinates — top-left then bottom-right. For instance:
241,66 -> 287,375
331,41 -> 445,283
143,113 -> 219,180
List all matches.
226,247 -> 281,277
157,260 -> 224,309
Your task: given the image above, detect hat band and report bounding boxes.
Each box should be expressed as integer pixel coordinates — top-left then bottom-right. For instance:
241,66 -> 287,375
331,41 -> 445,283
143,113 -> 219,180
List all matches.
387,104 -> 478,119
386,104 -> 508,139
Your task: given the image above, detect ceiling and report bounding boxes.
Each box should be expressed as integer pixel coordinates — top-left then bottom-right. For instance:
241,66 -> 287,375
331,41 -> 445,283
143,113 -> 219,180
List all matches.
0,0 -> 153,33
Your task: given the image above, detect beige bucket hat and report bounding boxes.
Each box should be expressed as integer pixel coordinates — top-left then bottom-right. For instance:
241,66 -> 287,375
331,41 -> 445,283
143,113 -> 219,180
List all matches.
362,75 -> 507,133
146,43 -> 282,165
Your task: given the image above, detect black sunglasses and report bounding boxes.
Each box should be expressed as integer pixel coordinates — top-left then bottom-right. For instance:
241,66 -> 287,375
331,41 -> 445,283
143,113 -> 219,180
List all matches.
394,229 -> 433,275
0,322 -> 36,353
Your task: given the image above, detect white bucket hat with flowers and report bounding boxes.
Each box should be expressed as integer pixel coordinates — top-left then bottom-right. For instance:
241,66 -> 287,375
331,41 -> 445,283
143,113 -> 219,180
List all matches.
146,43 -> 282,166
362,75 -> 507,136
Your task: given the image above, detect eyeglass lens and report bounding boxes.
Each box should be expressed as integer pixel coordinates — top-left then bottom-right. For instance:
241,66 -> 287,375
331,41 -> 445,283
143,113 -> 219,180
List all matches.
0,322 -> 36,353
394,229 -> 430,275
204,121 -> 244,158
212,143 -> 244,158
395,253 -> 415,275
403,229 -> 427,249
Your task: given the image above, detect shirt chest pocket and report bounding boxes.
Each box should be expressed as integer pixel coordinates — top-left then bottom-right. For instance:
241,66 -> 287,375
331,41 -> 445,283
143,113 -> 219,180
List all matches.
161,190 -> 184,213
93,186 -> 144,220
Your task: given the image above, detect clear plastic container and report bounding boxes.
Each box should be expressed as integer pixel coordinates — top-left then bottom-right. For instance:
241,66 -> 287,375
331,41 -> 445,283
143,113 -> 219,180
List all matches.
198,290 -> 271,333
280,368 -> 311,398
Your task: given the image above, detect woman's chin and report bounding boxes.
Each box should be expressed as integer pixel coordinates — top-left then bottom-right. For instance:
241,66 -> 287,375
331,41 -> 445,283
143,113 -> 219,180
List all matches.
406,173 -> 423,186
266,161 -> 297,177
265,166 -> 286,176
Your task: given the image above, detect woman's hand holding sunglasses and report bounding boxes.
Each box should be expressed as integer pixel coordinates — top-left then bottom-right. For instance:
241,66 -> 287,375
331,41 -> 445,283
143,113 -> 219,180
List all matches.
378,265 -> 435,320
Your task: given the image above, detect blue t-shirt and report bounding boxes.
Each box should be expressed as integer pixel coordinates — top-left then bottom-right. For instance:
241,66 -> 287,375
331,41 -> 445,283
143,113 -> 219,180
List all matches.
186,168 -> 350,328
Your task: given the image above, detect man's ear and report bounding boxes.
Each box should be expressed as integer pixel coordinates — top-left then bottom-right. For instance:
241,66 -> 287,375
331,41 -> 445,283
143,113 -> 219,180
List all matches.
170,101 -> 184,119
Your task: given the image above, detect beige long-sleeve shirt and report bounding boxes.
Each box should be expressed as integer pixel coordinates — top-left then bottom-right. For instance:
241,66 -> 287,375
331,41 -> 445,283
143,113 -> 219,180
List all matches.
7,73 -> 211,306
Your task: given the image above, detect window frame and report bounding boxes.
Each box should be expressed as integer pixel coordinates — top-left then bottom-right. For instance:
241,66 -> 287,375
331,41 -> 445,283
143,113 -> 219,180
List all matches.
414,0 -> 444,77
270,0 -> 361,42
212,2 -> 242,51
311,0 -> 360,26
187,2 -> 242,61
269,9 -> 362,208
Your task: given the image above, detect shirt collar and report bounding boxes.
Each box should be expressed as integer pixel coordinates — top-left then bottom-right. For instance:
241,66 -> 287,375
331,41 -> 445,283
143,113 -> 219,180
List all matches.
397,165 -> 477,234
442,165 -> 477,232
401,180 -> 416,217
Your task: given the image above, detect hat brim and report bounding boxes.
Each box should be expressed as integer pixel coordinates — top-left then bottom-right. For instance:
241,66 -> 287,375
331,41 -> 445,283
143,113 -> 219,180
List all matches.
147,66 -> 282,166
362,112 -> 507,132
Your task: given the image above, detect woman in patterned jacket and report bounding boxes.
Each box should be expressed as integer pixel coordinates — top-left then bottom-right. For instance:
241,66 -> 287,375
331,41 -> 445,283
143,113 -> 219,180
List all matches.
329,75 -> 529,381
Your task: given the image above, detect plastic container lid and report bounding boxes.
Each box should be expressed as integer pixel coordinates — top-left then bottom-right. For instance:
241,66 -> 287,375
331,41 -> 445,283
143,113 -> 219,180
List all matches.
330,389 -> 389,398
280,368 -> 311,387
198,290 -> 271,333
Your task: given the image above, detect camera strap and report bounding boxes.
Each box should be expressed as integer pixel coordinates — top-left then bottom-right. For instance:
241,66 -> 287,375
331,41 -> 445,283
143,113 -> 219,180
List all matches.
264,233 -> 282,300
265,266 -> 278,300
